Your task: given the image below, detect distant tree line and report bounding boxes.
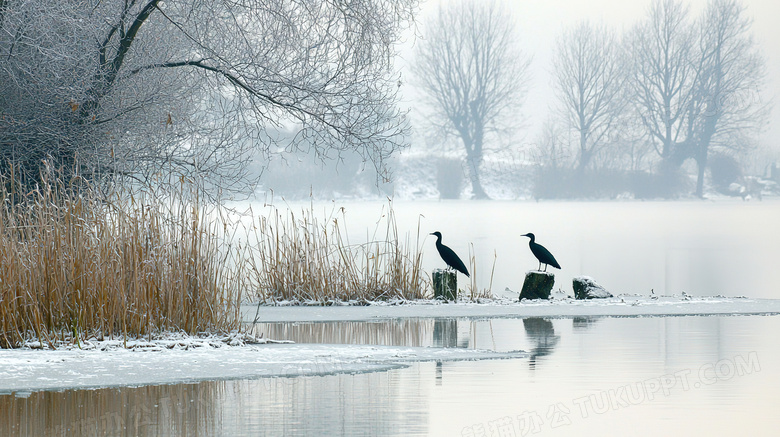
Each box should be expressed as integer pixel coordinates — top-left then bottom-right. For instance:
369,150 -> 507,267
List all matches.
414,0 -> 768,199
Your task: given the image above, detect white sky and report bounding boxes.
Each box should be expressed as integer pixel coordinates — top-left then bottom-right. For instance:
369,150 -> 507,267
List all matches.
398,0 -> 780,156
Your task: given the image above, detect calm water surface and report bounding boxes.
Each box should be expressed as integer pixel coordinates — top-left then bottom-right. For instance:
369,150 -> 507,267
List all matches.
4,315 -> 779,436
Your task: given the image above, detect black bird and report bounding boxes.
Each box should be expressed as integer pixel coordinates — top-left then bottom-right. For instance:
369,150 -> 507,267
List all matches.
430,231 -> 470,277
521,233 -> 561,272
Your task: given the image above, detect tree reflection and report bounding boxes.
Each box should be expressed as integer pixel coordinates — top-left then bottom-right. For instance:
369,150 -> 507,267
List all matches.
0,383 -> 222,436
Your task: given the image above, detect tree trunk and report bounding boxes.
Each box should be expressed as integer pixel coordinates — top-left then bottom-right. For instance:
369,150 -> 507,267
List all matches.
466,152 -> 489,199
695,155 -> 706,198
458,126 -> 490,200
577,149 -> 592,173
695,125 -> 715,198
577,129 -> 591,171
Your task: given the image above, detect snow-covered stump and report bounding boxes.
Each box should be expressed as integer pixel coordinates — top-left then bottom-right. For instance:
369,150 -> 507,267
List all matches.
432,269 -> 457,301
519,271 -> 555,301
572,276 -> 613,299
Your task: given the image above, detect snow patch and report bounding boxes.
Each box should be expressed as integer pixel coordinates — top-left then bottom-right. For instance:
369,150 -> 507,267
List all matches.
0,343 -> 526,394
13,331 -> 283,351
244,295 -> 780,322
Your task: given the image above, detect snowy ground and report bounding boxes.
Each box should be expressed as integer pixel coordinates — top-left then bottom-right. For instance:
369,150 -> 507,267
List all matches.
3,295 -> 779,395
0,339 -> 525,395
245,295 -> 780,322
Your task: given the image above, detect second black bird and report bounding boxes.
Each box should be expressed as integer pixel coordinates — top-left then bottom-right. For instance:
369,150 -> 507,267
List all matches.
521,233 -> 561,272
430,231 -> 470,277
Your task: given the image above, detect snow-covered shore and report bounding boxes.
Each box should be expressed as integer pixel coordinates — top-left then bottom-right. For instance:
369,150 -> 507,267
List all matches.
0,341 -> 525,395
244,295 -> 780,322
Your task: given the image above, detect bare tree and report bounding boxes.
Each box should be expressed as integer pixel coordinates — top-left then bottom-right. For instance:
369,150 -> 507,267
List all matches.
533,117 -> 573,171
412,0 -> 530,199
552,22 -> 626,172
0,0 -> 418,193
628,0 -> 698,172
688,0 -> 768,197
627,0 -> 767,196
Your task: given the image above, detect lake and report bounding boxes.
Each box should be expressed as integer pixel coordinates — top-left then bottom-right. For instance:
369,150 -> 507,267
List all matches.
4,315 -> 778,435
2,200 -> 779,436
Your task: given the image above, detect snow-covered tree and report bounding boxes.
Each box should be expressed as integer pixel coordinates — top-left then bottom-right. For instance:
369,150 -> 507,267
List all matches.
0,0 -> 418,193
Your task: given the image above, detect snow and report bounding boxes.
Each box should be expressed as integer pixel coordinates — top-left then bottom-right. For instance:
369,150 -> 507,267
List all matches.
572,275 -> 613,299
0,342 -> 525,395
244,295 -> 780,322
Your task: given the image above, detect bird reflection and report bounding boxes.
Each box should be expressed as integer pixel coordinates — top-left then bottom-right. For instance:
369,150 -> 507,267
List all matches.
523,318 -> 560,369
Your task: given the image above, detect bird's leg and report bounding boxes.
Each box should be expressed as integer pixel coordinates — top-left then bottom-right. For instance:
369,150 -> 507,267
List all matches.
537,261 -> 541,271
543,264 -> 548,272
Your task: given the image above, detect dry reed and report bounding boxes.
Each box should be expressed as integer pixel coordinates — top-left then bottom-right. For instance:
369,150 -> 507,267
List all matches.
247,201 -> 431,303
0,172 -> 242,349
464,245 -> 496,300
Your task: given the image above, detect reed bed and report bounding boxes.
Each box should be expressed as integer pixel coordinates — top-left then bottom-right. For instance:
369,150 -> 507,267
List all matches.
0,173 -> 242,349
247,201 -> 431,303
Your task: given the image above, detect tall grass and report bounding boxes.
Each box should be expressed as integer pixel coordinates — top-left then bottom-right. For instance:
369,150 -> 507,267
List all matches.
247,201 -> 431,303
0,172 -> 242,349
464,245 -> 496,300
0,169 -> 497,348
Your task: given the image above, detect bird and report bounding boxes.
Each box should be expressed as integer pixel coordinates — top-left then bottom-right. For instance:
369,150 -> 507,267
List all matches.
430,231 -> 470,277
521,233 -> 561,272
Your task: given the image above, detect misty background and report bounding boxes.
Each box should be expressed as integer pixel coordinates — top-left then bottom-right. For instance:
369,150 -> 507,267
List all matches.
260,0 -> 780,201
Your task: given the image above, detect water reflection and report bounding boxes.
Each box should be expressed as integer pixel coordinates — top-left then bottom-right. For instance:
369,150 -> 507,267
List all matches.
522,318 -> 560,369
5,316 -> 777,436
253,317 -> 574,357
251,319 -> 436,347
0,372 -> 432,437
572,316 -> 601,330
432,319 -> 458,348
0,383 -> 223,437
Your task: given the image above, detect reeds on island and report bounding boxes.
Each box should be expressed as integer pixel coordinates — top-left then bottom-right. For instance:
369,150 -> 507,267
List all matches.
0,172 -> 242,349
247,201 -> 431,303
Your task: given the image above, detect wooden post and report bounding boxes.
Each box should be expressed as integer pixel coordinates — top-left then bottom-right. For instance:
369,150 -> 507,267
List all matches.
432,268 -> 457,301
519,271 -> 555,300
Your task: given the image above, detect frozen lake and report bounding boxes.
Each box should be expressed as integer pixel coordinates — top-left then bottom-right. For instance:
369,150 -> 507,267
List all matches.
2,199 -> 779,435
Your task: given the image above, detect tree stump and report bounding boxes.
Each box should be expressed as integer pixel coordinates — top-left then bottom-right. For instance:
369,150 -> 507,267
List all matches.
572,276 -> 613,299
432,269 -> 457,301
519,271 -> 555,301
